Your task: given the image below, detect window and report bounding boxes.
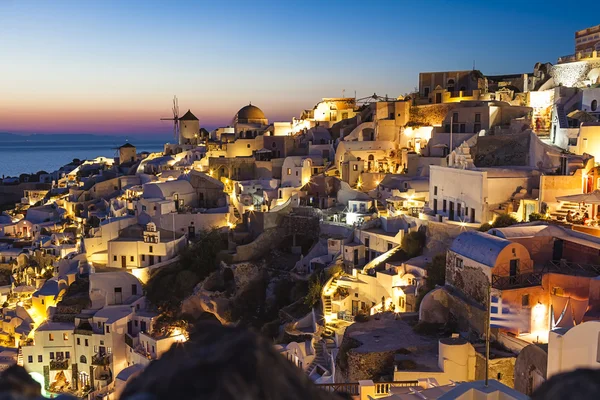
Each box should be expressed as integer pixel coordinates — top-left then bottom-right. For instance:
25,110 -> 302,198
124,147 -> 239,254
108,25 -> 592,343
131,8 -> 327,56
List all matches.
353,164 -> 358,171
152,345 -> 155,353
100,340 -> 104,346
49,333 -> 54,341
50,352 -> 55,360
569,137 -> 578,146
522,294 -> 530,307
106,325 -> 110,334
460,124 -> 466,133
423,87 -> 430,97
38,355 -> 43,363
388,243 -> 393,251
365,237 -> 370,248
475,113 -> 481,122
142,205 -> 147,211
130,256 -> 134,262
287,168 -> 292,175
456,258 -> 464,269
434,186 -> 438,196
592,100 -> 598,111
158,256 -> 162,262
134,320 -> 138,327
132,284 -> 138,296
355,293 -> 358,298
247,144 -> 250,148
85,339 -> 89,347
77,338 -> 80,345
141,254 -> 145,262
107,347 -> 112,354
94,345 -> 98,353
295,171 -> 298,176
149,246 -> 153,253
66,351 -> 70,359
63,333 -> 68,341
80,355 -> 87,364
113,255 -> 117,262
452,112 -> 458,122
443,200 -> 447,212
28,356 -> 33,364
474,123 -> 481,132
41,299 -> 44,305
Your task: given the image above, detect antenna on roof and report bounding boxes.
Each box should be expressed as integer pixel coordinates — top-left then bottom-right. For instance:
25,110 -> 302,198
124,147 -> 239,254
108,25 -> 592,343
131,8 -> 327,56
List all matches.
342,89 -> 345,98
473,60 -> 476,71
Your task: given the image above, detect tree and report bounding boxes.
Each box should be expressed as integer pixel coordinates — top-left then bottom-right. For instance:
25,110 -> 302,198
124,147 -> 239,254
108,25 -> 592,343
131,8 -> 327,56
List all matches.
401,230 -> 426,258
425,254 -> 446,288
145,229 -> 225,314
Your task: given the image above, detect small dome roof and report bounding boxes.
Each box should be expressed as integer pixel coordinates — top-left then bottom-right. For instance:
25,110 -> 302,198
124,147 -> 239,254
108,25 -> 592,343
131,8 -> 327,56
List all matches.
236,104 -> 266,120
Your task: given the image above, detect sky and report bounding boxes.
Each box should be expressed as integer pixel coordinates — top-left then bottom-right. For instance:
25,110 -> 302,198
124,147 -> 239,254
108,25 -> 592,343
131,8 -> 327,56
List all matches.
0,0 -> 596,135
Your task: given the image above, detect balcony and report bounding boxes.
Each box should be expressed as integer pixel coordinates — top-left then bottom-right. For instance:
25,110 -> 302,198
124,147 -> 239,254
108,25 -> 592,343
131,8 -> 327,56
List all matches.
92,353 -> 112,366
49,359 -> 70,370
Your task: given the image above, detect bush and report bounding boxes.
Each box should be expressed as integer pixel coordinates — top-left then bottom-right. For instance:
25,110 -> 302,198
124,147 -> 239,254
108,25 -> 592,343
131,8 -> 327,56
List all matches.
304,275 -> 323,307
528,212 -> 548,222
354,312 -> 370,323
478,223 -> 492,232
401,230 -> 426,258
492,214 -> 518,228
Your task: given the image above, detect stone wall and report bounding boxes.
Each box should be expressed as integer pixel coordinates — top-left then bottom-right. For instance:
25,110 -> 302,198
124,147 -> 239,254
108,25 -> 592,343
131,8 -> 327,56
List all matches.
336,334 -> 396,382
472,132 -> 531,167
409,104 -> 455,127
445,251 -> 490,306
425,221 -> 467,256
419,287 -> 488,337
552,60 -> 600,87
475,353 -> 516,388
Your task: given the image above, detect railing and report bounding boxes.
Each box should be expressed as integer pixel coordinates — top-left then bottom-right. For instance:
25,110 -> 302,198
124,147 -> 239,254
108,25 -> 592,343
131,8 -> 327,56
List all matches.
316,382 -> 359,395
546,260 -> 600,277
492,272 -> 543,290
124,333 -> 135,348
316,381 -> 419,396
375,381 -> 420,394
74,328 -> 93,336
91,353 -> 111,366
50,359 -> 70,370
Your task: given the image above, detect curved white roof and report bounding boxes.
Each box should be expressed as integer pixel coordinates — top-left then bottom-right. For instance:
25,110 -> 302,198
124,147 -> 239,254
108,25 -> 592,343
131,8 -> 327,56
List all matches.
450,231 -> 511,267
142,180 -> 194,199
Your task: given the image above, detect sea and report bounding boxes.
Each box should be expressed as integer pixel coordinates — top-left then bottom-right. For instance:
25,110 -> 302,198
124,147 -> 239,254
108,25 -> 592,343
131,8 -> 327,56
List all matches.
0,134 -> 169,178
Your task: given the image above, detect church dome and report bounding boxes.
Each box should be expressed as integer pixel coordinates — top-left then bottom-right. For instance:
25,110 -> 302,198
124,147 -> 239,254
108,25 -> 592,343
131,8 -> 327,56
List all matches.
236,104 -> 266,121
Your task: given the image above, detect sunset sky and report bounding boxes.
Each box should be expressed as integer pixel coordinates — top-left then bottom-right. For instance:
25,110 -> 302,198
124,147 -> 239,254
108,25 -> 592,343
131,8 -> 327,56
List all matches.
0,0 -> 595,135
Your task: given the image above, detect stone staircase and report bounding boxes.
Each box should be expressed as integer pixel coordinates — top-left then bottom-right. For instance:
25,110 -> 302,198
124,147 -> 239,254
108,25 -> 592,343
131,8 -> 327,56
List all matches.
556,104 -> 569,129
550,201 -> 579,221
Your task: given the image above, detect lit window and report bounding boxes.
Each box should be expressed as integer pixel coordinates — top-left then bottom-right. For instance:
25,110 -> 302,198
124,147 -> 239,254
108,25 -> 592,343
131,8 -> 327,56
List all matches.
353,165 -> 358,171
287,168 -> 292,175
49,334 -> 54,341
63,333 -> 68,341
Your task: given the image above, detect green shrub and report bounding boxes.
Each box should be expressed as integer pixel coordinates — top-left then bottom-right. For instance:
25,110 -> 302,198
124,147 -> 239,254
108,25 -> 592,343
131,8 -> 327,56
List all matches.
401,230 -> 426,258
492,214 -> 518,228
528,212 -> 548,222
478,223 -> 492,232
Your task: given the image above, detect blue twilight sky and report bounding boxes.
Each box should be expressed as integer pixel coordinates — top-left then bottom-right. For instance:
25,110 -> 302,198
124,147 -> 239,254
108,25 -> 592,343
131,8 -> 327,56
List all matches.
0,0 -> 595,134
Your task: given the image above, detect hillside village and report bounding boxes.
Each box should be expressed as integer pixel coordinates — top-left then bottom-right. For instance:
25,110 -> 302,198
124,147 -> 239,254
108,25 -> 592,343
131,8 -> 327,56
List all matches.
3,24 -> 600,400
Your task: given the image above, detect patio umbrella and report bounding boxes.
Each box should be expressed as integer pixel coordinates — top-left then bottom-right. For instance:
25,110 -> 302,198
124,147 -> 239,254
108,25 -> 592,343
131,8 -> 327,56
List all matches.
557,190 -> 600,204
567,110 -> 598,123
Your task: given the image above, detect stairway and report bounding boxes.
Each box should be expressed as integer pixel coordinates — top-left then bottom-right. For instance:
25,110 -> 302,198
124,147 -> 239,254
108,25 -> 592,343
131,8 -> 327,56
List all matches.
551,201 -> 579,221
17,347 -> 23,366
556,104 -> 569,129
